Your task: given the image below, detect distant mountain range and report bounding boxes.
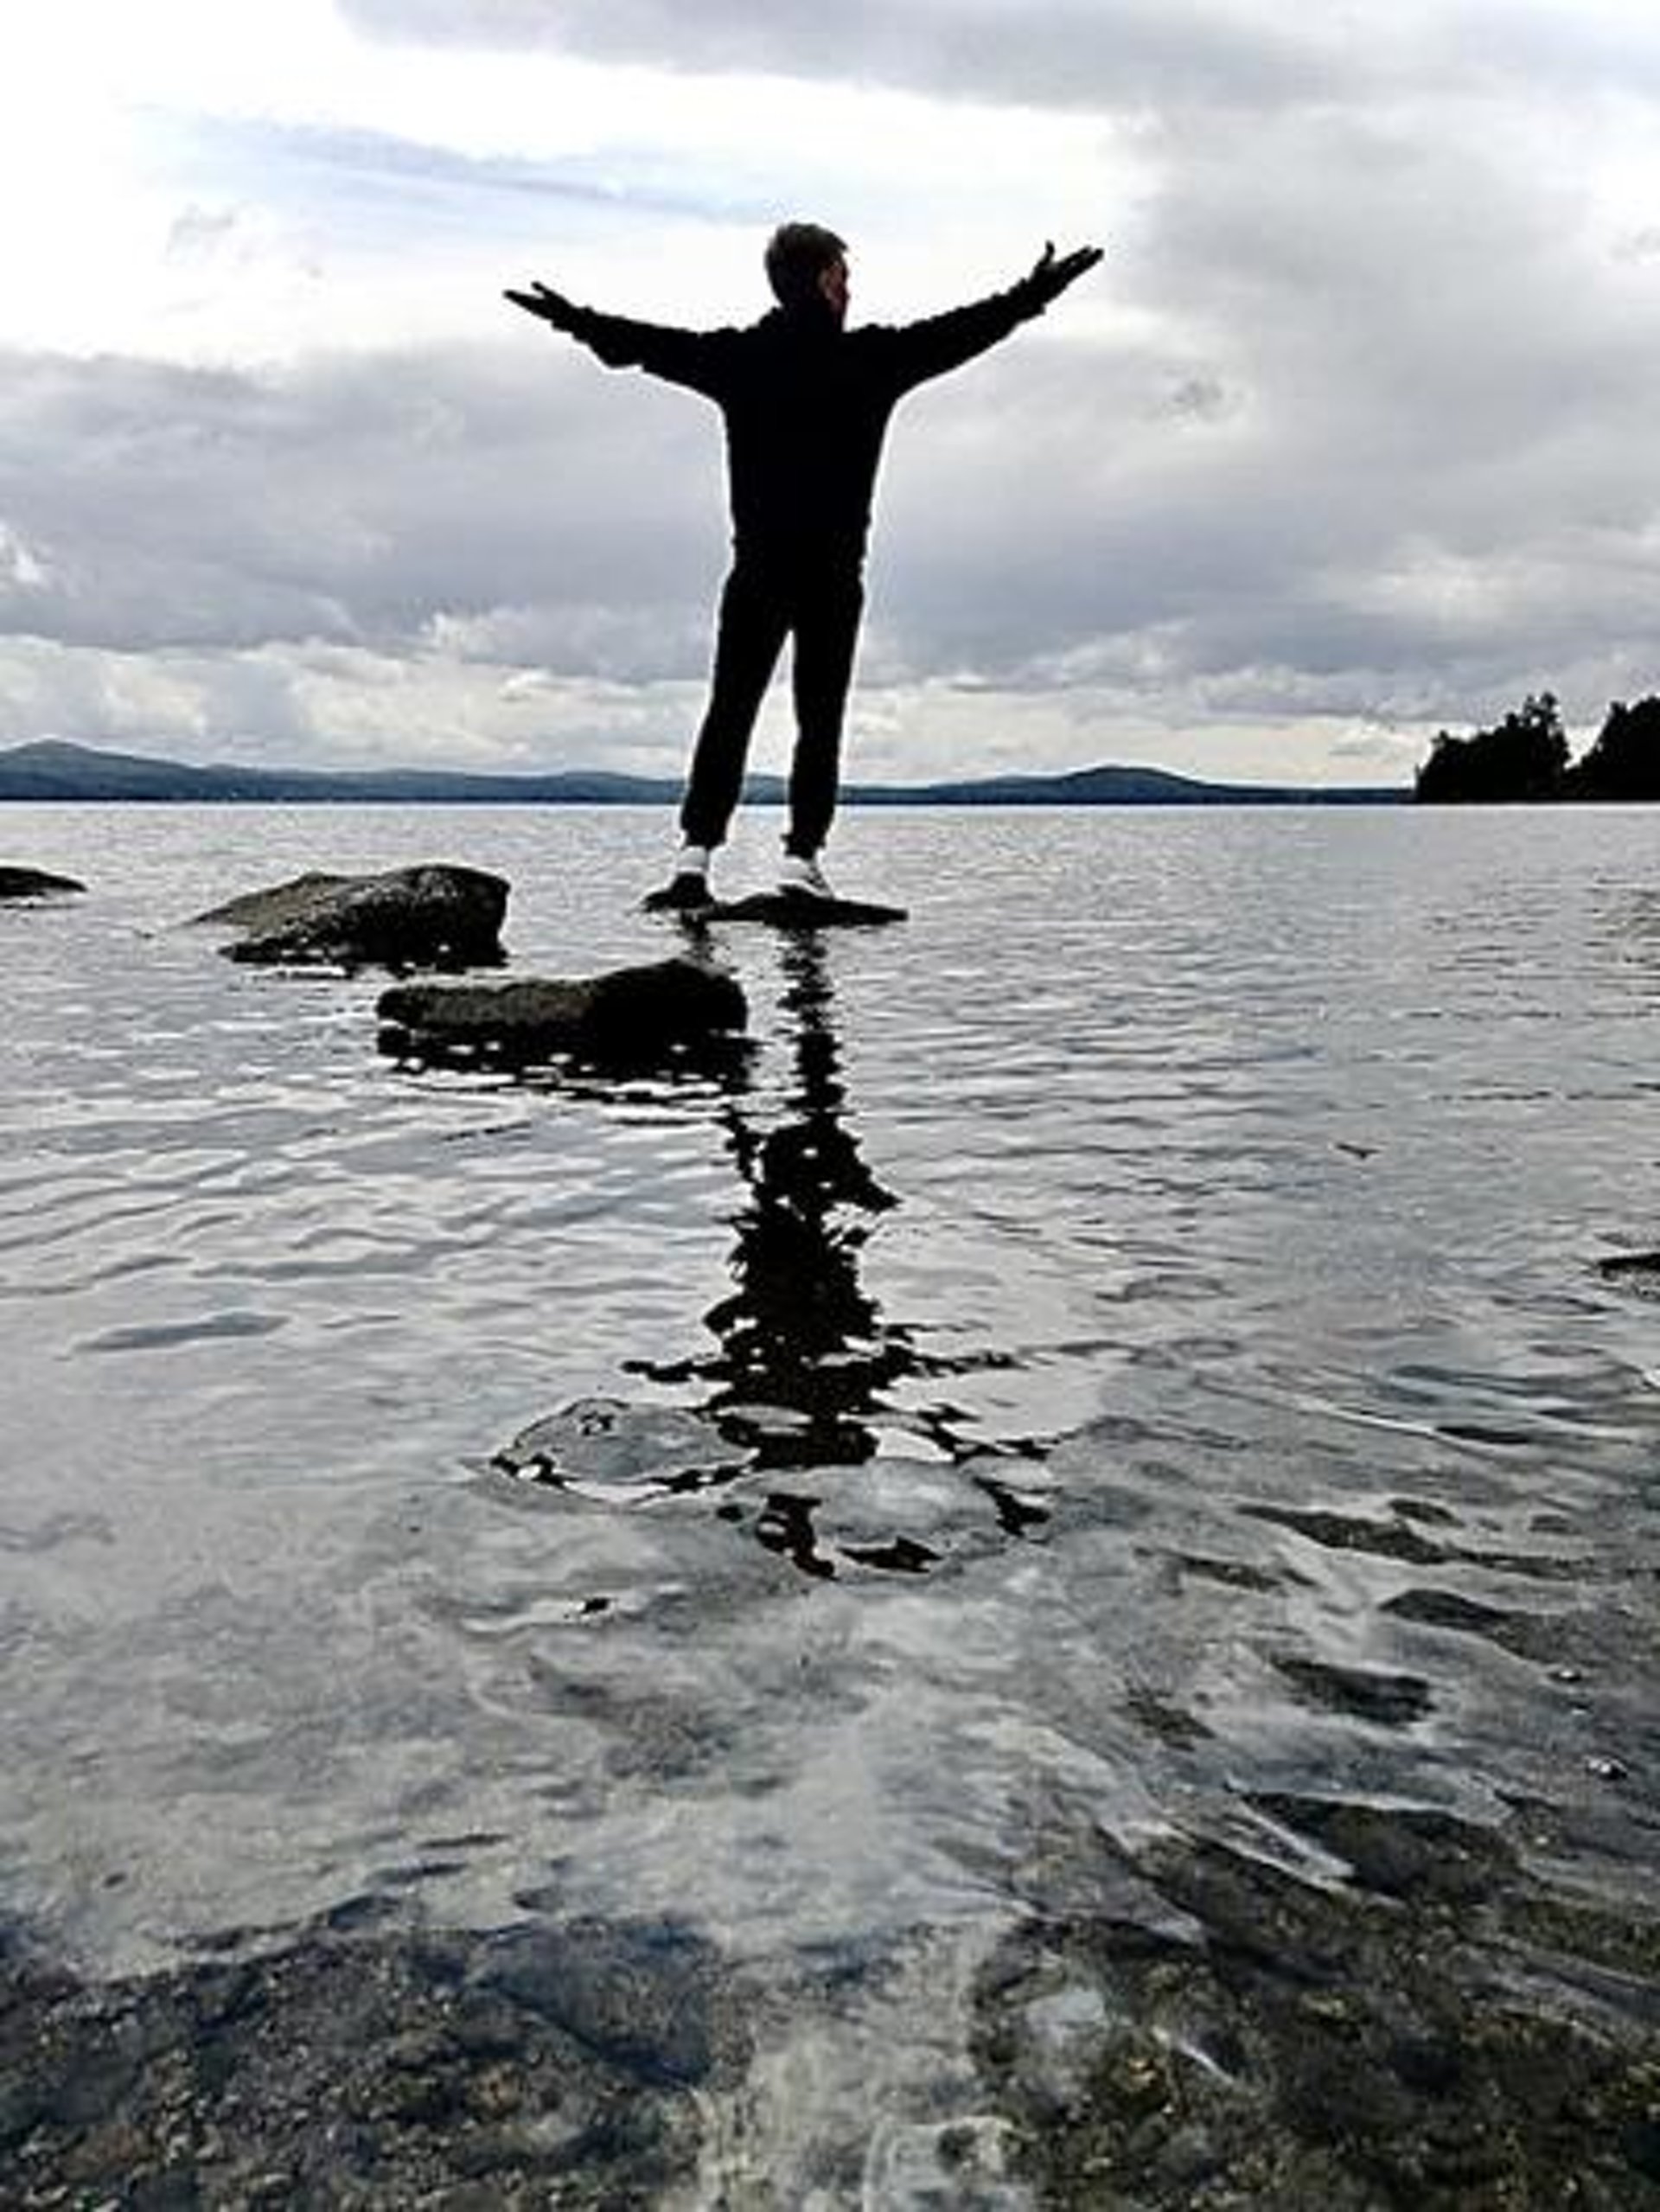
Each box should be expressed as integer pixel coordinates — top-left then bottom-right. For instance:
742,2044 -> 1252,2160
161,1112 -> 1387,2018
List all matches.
0,738 -> 1405,808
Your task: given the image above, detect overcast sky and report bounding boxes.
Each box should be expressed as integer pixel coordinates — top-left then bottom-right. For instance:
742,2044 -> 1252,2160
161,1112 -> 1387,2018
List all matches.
3,0 -> 1658,787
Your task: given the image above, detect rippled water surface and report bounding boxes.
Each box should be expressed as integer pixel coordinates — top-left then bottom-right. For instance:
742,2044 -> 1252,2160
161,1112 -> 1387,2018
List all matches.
4,802 -> 1660,2202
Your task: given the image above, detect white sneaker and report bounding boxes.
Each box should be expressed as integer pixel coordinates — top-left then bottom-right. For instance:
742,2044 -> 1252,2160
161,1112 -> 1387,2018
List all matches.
642,843 -> 713,912
777,853 -> 835,901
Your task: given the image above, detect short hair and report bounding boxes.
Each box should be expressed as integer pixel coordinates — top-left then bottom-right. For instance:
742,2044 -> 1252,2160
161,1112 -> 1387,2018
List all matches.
765,221 -> 848,308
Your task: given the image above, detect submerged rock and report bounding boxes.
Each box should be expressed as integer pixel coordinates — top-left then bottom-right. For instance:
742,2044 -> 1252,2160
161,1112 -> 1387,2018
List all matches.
195,863 -> 508,971
0,1911 -> 745,2206
0,865 -> 85,899
975,1801 -> 1660,2208
495,1397 -> 755,1500
376,956 -> 746,1067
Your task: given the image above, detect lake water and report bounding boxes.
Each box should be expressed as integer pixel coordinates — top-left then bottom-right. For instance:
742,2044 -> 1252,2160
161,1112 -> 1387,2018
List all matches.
4,802 -> 1660,2204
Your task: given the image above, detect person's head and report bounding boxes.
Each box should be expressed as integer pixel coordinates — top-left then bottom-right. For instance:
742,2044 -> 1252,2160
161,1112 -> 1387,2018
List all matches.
765,221 -> 850,321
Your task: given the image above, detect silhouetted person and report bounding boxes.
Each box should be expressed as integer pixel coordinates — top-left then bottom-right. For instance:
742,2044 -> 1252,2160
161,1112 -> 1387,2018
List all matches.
507,223 -> 1102,909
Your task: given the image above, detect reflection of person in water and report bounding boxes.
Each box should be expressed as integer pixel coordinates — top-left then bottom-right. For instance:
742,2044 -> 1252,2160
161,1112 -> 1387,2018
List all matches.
628,929 -> 1049,1576
702,932 -> 909,1471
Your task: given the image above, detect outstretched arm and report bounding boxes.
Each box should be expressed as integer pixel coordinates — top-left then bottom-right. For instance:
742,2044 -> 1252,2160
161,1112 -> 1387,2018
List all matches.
505,280 -> 725,395
887,240 -> 1103,392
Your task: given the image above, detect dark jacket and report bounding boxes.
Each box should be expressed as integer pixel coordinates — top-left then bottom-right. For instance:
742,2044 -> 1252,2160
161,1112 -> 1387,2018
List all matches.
564,280 -> 1050,567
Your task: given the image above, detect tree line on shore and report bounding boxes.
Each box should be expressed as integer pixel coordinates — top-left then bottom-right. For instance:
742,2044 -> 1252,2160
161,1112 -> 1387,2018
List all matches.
1415,692 -> 1660,802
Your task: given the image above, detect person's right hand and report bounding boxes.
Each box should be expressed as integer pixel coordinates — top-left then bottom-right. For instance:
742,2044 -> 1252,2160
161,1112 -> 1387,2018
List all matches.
504,281 -> 580,329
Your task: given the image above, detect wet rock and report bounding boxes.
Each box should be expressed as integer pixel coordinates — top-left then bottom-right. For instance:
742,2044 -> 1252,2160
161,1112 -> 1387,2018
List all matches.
694,891 -> 907,928
195,864 -> 508,971
376,957 -> 746,1067
1252,1795 -> 1516,1908
0,866 -> 84,899
1599,1250 -> 1660,1296
495,1397 -> 754,1499
194,870 -> 354,933
0,1913 -> 747,2209
470,1921 -> 731,2088
974,1806 -> 1660,2209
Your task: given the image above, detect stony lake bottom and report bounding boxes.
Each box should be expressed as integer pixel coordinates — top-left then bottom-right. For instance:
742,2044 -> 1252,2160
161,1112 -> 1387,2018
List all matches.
3,801 -> 1660,2207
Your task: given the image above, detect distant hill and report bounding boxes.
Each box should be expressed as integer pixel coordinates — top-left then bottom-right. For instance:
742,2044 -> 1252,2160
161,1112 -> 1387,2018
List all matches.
851,764 -> 1401,806
0,739 -> 680,805
0,738 -> 1404,808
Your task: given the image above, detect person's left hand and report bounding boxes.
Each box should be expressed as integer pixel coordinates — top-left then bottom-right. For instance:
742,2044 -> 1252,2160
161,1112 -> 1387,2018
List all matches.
1024,242 -> 1104,304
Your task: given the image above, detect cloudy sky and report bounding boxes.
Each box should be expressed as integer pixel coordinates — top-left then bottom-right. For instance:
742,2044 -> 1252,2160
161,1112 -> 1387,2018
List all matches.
3,0 -> 1658,788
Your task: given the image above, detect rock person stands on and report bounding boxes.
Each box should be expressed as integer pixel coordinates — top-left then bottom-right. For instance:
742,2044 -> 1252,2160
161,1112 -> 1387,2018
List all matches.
507,224 -> 1102,911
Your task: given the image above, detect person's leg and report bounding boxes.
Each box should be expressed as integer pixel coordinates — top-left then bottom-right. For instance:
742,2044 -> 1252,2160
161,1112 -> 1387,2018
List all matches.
680,565 -> 790,852
785,568 -> 865,861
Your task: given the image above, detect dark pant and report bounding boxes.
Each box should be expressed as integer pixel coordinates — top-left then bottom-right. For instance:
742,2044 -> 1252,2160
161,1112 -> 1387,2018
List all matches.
680,559 -> 865,857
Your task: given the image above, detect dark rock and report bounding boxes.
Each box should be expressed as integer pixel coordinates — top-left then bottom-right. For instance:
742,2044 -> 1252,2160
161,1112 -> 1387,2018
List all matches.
193,872 -> 355,932
376,956 -> 746,1067
974,1808 -> 1660,2209
695,892 -> 906,928
1598,1251 -> 1660,1296
0,1915 -> 742,2208
195,865 -> 508,971
470,1921 -> 731,2088
0,866 -> 85,899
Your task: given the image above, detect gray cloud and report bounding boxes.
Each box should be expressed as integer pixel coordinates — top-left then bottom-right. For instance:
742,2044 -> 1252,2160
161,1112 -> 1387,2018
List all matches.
336,0 -> 1660,111
0,342 -> 726,662
338,0 -> 1348,111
